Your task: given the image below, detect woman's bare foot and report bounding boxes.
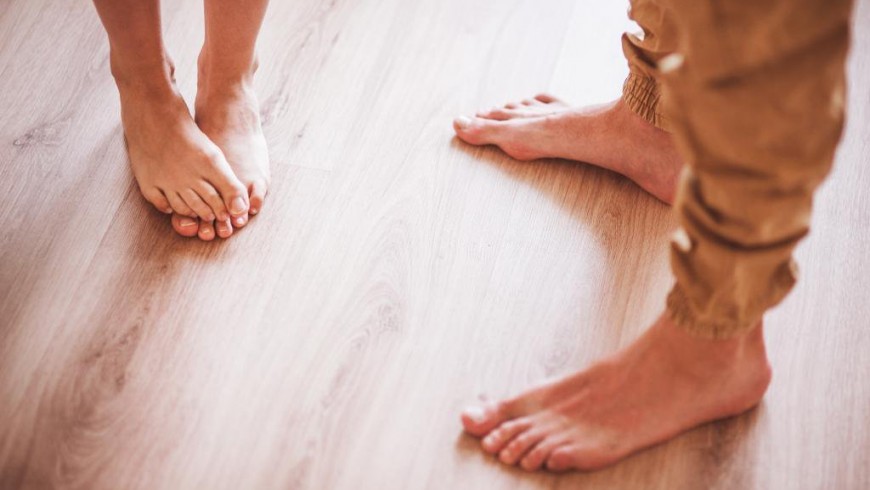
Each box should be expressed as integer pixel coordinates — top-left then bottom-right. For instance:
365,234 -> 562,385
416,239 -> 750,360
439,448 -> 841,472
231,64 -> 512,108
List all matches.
175,52 -> 270,238
460,313 -> 772,472
453,95 -> 683,204
114,58 -> 251,237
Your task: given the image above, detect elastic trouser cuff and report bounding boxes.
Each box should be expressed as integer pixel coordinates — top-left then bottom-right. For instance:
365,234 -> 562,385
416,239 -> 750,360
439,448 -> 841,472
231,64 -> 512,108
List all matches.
622,71 -> 670,131
665,285 -> 761,340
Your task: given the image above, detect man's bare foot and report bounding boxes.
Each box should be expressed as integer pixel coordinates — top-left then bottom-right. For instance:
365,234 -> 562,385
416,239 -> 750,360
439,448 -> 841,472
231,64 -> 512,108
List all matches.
174,52 -> 270,238
460,314 -> 771,472
453,96 -> 682,204
114,57 -> 250,239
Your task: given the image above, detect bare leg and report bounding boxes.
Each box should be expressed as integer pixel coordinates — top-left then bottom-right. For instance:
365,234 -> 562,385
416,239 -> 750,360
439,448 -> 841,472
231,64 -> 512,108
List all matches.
454,96 -> 683,205
461,313 -> 771,471
92,0 -> 250,240
173,0 -> 271,238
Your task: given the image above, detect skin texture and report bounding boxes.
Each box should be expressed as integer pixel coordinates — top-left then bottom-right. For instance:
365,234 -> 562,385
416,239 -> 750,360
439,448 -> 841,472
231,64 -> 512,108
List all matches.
453,95 -> 683,205
461,314 -> 772,472
92,0 -> 270,240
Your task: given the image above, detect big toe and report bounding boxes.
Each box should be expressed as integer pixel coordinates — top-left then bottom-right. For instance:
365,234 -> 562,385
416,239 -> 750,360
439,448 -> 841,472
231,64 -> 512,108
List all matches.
171,214 -> 200,237
461,402 -> 508,437
453,116 -> 502,147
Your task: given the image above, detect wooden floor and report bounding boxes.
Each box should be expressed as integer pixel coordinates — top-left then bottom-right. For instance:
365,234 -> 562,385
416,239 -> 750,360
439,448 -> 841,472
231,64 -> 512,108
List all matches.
1,0 -> 869,488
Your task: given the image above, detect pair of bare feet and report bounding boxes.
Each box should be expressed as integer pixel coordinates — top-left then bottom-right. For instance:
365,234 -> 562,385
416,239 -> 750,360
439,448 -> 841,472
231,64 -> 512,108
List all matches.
118,51 -> 269,241
453,97 -> 772,472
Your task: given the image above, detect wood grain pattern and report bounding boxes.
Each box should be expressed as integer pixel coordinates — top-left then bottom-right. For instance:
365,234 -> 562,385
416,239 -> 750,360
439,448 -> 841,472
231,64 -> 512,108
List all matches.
1,0 -> 868,488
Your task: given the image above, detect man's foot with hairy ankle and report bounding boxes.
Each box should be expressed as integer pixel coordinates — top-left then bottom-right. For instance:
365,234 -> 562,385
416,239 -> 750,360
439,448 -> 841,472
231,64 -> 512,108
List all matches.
453,95 -> 683,204
461,313 -> 772,472
112,55 -> 251,240
192,51 -> 270,233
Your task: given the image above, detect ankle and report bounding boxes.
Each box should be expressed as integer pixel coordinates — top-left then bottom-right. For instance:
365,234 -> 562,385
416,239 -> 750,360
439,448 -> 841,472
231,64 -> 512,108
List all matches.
110,50 -> 177,96
657,314 -> 770,376
197,48 -> 258,98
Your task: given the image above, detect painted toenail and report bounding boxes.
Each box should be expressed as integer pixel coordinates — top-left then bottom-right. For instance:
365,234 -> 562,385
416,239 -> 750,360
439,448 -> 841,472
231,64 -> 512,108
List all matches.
465,406 -> 486,424
230,197 -> 247,214
455,116 -> 472,129
180,218 -> 196,228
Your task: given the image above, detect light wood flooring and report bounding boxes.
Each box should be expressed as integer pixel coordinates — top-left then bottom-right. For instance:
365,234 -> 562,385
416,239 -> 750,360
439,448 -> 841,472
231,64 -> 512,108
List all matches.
1,0 -> 868,488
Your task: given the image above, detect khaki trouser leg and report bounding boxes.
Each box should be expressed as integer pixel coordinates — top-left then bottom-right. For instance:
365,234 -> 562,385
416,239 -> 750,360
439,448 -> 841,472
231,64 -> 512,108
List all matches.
621,0 -> 679,131
661,0 -> 855,338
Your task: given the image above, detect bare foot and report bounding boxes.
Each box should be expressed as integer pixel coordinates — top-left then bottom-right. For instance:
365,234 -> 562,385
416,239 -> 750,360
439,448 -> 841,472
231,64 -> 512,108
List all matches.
460,314 -> 771,472
189,54 -> 270,235
114,58 -> 250,238
453,95 -> 682,204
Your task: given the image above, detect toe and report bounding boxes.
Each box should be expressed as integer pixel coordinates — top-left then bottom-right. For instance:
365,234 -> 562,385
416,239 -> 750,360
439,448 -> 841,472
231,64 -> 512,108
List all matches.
499,429 -> 545,466
171,214 -> 199,237
181,189 -> 216,222
534,93 -> 558,104
480,418 -> 532,454
461,402 -> 510,437
546,446 -> 583,472
520,437 -> 566,472
142,187 -> 173,214
166,191 -> 197,218
195,183 -> 230,222
217,179 -> 249,220
475,107 -> 513,121
231,212 -> 248,229
197,220 -> 216,241
204,152 -> 250,219
453,116 -> 502,147
248,180 -> 269,216
215,218 -> 233,238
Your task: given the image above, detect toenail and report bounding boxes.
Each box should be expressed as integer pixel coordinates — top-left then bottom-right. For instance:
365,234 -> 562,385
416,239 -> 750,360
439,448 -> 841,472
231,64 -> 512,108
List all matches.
230,197 -> 247,214
235,216 -> 245,226
250,208 -> 258,215
465,406 -> 486,424
454,116 -> 472,129
180,218 -> 196,228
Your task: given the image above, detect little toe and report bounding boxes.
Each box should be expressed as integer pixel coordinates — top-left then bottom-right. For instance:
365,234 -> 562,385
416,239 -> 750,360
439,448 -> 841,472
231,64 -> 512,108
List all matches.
197,220 -> 216,241
171,213 -> 200,237
215,218 -> 233,238
499,429 -> 546,466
